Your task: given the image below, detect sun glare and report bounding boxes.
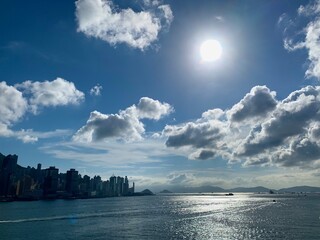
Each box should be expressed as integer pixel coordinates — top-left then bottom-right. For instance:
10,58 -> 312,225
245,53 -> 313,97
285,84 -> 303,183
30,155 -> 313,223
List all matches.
200,39 -> 223,62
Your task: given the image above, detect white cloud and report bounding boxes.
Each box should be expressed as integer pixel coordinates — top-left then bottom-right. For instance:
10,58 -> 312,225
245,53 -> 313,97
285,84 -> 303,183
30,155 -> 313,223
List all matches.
16,77 -> 84,114
0,125 -> 73,144
0,123 -> 14,137
167,173 -> 189,185
164,85 -> 320,169
0,81 -> 28,125
136,97 -> 173,120
280,0 -> 320,79
17,134 -> 38,144
73,110 -> 145,142
16,129 -> 73,143
75,0 -> 173,50
41,138 -> 168,167
73,97 -> 173,142
0,78 -> 83,143
143,0 -> 161,7
90,84 -> 102,96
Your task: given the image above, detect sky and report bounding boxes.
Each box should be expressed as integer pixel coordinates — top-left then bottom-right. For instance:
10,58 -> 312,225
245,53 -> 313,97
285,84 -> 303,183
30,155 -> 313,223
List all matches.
1,0 -> 320,191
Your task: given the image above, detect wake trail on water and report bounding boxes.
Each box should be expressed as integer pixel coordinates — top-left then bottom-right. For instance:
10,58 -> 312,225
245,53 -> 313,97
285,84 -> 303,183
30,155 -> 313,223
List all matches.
0,212 -> 117,224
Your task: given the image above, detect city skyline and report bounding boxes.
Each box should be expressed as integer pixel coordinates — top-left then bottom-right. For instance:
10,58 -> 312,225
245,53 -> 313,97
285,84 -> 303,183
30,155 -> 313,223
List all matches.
0,152 -> 135,200
1,0 -> 320,191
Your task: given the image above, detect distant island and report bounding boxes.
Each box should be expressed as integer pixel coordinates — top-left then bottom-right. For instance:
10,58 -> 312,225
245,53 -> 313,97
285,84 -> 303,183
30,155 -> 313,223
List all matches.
159,189 -> 173,194
135,189 -> 154,196
157,185 -> 320,194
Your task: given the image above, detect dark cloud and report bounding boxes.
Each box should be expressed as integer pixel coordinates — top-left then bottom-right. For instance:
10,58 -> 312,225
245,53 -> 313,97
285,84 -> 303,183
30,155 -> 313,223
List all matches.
238,86 -> 320,157
273,137 -> 320,167
165,121 -> 224,148
196,150 -> 215,160
309,123 -> 320,140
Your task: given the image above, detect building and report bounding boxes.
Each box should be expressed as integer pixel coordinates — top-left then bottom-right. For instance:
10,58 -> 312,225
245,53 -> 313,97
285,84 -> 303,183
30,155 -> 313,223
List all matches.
117,176 -> 124,196
43,166 -> 59,196
0,152 -> 136,200
66,169 -> 79,196
16,175 -> 33,196
0,154 -> 18,197
109,175 -> 117,196
123,176 -> 129,195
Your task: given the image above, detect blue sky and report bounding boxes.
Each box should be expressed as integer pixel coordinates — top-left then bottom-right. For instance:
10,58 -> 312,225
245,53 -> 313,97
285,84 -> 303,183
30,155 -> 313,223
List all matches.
1,0 -> 320,191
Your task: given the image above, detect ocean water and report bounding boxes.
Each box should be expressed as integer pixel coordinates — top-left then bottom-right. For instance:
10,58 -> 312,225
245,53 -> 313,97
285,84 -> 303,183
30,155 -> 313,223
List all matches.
0,193 -> 319,240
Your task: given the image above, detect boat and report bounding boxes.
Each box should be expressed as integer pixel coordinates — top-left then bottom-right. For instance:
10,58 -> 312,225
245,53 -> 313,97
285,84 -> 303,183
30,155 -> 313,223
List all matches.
225,193 -> 234,196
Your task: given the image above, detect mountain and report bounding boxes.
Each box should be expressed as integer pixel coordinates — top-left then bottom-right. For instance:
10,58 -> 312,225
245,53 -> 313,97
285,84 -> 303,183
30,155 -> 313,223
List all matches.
162,185 -> 320,193
159,190 -> 173,193
278,186 -> 320,193
141,189 -> 154,195
228,186 -> 271,193
133,189 -> 154,196
172,185 -> 225,193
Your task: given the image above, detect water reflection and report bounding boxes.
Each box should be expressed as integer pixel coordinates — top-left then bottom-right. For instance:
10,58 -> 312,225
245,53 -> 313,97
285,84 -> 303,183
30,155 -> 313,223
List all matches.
0,194 -> 319,240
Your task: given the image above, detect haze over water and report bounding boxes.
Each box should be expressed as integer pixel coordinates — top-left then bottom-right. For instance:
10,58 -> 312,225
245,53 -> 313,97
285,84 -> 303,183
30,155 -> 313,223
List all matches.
1,193 -> 319,240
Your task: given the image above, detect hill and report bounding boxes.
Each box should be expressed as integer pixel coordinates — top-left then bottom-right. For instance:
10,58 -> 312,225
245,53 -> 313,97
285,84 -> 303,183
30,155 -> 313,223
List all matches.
228,186 -> 272,193
172,185 -> 225,193
278,186 -> 320,193
159,190 -> 173,193
164,185 -> 320,193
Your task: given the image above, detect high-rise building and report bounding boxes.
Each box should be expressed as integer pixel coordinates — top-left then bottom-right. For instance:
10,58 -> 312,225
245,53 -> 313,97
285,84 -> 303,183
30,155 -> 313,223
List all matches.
128,182 -> 135,195
66,169 -> 79,196
43,166 -> 59,196
16,175 -> 33,196
79,175 -> 91,195
124,176 -> 129,195
109,175 -> 117,196
117,176 -> 124,196
36,163 -> 42,184
0,154 -> 18,196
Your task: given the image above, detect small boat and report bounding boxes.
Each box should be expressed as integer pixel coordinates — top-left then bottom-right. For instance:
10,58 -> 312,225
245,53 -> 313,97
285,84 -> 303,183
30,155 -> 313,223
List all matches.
225,193 -> 234,196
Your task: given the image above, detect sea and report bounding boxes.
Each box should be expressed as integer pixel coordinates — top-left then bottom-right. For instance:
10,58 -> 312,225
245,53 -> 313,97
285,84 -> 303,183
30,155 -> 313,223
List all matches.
0,193 -> 319,240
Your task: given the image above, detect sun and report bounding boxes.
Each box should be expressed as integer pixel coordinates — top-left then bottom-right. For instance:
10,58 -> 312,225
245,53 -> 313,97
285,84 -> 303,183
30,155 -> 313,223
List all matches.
200,39 -> 223,62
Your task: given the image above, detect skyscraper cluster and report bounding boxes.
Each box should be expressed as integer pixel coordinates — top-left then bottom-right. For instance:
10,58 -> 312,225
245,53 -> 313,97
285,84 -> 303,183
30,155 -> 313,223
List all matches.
0,153 -> 134,201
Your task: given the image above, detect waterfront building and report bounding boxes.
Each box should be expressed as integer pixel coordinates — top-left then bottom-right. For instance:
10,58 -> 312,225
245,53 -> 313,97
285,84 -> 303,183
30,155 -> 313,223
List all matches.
16,175 -> 33,196
110,175 -> 116,196
128,182 -> 135,195
43,166 -> 59,196
36,163 -> 42,184
66,169 -> 79,196
124,176 -> 129,195
0,152 -> 135,200
0,154 -> 18,197
117,176 -> 124,196
79,174 -> 91,196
